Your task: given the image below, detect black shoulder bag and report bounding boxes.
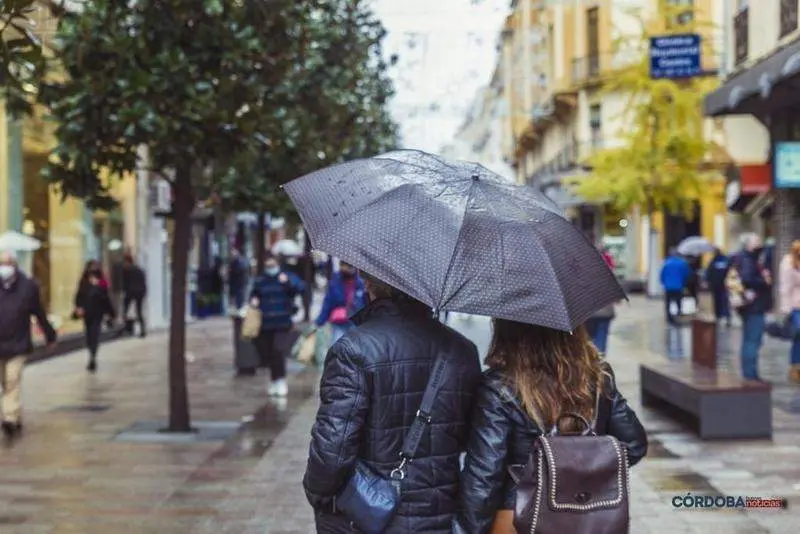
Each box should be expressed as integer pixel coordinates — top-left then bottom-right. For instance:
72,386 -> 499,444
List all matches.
334,356 -> 448,534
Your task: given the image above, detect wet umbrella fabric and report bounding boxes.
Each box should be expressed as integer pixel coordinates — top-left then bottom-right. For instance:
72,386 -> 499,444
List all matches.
677,236 -> 715,257
283,150 -> 625,331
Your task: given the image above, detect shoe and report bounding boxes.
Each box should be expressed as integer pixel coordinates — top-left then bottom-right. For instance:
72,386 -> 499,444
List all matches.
268,379 -> 288,397
87,360 -> 97,373
790,365 -> 800,384
1,421 -> 21,439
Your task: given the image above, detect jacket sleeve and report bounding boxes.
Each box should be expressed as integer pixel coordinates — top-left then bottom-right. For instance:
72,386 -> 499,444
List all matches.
288,272 -> 306,295
315,287 -> 334,327
779,255 -> 793,314
31,282 -> 57,344
605,368 -> 647,466
303,339 -> 369,508
454,381 -> 513,534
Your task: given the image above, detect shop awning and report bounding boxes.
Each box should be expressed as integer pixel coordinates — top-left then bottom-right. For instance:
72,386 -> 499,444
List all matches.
705,38 -> 800,117
725,163 -> 772,212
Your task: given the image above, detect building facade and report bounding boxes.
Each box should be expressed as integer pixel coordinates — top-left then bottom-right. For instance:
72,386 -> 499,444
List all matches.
705,0 -> 800,272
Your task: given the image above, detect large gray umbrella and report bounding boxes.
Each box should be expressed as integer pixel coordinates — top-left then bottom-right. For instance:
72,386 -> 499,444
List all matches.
283,150 -> 625,331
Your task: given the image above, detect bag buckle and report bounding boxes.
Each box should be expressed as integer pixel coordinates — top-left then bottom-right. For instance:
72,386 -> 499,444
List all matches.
415,409 -> 432,424
390,458 -> 408,480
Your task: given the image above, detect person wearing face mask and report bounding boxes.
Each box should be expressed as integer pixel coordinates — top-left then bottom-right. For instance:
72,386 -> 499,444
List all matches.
74,265 -> 117,373
249,254 -> 306,397
315,262 -> 367,344
733,233 -> 773,381
0,250 -> 57,438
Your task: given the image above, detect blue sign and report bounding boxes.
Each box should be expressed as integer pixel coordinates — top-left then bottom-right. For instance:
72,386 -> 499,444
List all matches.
650,34 -> 701,79
774,142 -> 800,188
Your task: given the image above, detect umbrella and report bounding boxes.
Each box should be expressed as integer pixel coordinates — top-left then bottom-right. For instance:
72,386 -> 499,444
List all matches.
271,239 -> 303,257
677,236 -> 715,256
283,150 -> 624,331
0,230 -> 41,252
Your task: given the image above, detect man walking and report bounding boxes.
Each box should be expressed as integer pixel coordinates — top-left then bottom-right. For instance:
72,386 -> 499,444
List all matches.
660,248 -> 691,325
121,252 -> 147,337
734,234 -> 773,381
705,247 -> 732,326
0,250 -> 57,437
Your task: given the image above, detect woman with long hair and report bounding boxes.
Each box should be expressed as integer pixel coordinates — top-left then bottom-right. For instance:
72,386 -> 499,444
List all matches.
778,240 -> 800,383
454,319 -> 648,533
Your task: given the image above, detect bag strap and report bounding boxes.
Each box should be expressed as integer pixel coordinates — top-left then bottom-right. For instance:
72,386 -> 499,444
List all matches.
391,355 -> 448,479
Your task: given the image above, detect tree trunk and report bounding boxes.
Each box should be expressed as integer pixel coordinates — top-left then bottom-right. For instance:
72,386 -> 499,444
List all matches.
255,211 -> 267,274
167,164 -> 193,432
303,232 -> 313,322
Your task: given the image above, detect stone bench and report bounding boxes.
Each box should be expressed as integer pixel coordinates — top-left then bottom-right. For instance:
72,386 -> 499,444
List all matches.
640,362 -> 772,440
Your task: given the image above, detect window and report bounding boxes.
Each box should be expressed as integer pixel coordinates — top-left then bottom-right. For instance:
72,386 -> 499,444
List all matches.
734,5 -> 749,65
587,7 -> 599,77
780,0 -> 798,39
589,104 -> 602,148
666,0 -> 694,28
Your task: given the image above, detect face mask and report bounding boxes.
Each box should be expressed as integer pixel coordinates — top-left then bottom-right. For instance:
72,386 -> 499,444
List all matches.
0,265 -> 15,281
265,266 -> 280,277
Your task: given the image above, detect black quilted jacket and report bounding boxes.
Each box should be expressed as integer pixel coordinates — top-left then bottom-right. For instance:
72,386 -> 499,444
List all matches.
303,297 -> 482,533
453,366 -> 648,534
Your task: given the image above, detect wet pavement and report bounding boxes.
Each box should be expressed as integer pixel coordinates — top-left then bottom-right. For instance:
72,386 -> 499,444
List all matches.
0,297 -> 798,532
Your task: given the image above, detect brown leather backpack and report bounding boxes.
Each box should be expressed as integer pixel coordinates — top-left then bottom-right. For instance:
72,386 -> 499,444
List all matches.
509,405 -> 630,534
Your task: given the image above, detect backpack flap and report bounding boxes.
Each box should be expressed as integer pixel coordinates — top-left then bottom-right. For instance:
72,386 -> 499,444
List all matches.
539,435 -> 626,511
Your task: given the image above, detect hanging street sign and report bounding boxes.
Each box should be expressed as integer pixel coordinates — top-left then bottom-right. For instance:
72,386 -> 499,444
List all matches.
650,33 -> 702,79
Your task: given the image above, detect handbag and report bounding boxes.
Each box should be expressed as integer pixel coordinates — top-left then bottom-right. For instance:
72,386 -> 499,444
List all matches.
291,326 -> 317,364
241,306 -> 262,339
510,387 -> 629,534
334,355 -> 448,534
329,306 -> 349,325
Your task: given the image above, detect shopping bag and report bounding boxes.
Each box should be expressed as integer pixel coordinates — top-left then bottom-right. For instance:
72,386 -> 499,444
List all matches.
314,324 -> 332,367
241,306 -> 262,339
291,326 -> 317,364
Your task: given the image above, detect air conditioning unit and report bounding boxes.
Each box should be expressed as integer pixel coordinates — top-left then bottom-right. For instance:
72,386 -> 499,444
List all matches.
152,179 -> 172,214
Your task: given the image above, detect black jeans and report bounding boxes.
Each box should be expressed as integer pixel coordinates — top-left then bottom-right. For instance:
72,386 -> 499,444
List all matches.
253,329 -> 291,380
665,290 -> 683,323
84,318 -> 102,359
123,295 -> 146,336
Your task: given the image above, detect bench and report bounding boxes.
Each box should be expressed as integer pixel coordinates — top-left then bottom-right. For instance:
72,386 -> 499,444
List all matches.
640,362 -> 772,439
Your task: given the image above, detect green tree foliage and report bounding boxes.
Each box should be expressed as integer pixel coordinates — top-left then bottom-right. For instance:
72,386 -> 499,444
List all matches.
0,0 -> 46,115
574,3 -> 726,218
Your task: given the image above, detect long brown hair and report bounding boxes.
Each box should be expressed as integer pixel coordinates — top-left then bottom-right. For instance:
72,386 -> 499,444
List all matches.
791,240 -> 800,270
486,319 -> 607,432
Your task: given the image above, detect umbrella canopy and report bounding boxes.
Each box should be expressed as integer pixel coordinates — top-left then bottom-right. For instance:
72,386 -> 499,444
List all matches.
0,231 -> 41,252
271,239 -> 303,257
677,236 -> 715,256
283,150 -> 625,331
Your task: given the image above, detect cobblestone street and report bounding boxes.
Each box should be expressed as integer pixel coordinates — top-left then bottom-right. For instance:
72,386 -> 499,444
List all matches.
0,298 -> 798,532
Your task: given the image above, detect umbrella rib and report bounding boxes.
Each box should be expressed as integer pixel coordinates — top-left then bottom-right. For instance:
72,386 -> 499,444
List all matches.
438,179 -> 478,311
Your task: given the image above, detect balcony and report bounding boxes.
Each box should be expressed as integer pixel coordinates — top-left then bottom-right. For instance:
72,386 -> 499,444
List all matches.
780,0 -> 798,39
571,55 -> 601,86
734,8 -> 749,66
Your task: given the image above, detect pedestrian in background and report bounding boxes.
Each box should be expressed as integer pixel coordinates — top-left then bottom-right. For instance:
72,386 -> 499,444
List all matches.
121,253 -> 147,337
304,271 -> 482,533
453,319 -> 648,533
778,240 -> 800,384
585,242 -> 617,355
705,247 -> 732,326
660,248 -> 691,324
315,262 -> 366,344
250,254 -> 305,397
74,265 -> 116,373
227,248 -> 250,310
0,250 -> 57,438
734,233 -> 772,381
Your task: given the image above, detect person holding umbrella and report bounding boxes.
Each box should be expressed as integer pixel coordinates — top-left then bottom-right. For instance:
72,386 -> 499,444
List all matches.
285,150 -> 628,533
314,262 -> 366,343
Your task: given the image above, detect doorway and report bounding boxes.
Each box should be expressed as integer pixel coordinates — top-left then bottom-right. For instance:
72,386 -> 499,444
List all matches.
663,201 -> 702,257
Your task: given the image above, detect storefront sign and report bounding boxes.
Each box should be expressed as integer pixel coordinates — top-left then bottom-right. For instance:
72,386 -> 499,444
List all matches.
650,34 -> 701,79
774,142 -> 800,188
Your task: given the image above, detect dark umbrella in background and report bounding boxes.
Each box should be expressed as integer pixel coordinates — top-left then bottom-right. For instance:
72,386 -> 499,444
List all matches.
283,150 -> 625,332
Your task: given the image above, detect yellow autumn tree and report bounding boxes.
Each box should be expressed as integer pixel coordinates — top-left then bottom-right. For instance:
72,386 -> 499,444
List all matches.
575,2 -> 727,219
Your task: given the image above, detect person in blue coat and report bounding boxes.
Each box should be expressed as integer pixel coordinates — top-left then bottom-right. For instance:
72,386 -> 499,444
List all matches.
705,248 -> 732,326
315,262 -> 367,344
250,254 -> 305,397
660,248 -> 691,324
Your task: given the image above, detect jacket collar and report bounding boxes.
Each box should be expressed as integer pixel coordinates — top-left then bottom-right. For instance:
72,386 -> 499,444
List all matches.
351,295 -> 432,326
